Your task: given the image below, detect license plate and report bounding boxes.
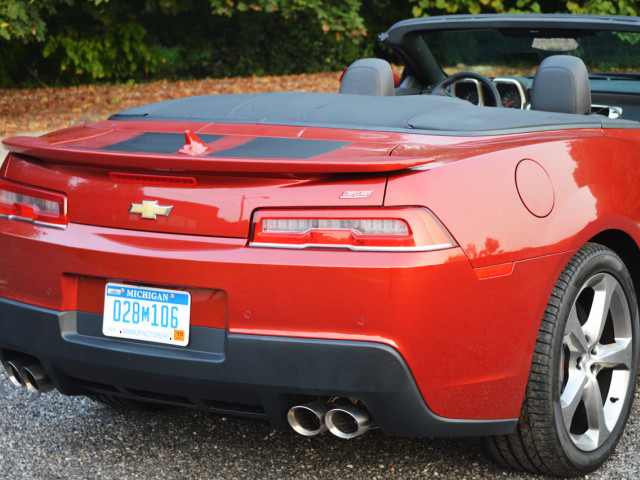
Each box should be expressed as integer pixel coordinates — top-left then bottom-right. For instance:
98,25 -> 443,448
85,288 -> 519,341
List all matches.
103,283 -> 191,347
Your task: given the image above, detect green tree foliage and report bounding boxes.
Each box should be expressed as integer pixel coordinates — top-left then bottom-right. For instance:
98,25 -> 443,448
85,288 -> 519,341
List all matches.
0,0 -> 637,87
0,0 -> 63,41
411,0 -> 542,16
207,0 -> 366,37
0,0 -> 109,41
0,0 -> 364,42
565,0 -> 640,16
409,0 -> 640,16
0,0 -> 376,86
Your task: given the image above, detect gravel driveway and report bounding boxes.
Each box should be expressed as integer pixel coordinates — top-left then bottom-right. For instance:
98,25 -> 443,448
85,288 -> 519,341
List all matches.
1,368 -> 639,479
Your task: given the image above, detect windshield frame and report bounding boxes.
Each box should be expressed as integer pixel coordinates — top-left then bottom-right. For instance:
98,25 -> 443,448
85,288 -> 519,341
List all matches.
380,14 -> 640,86
421,28 -> 640,79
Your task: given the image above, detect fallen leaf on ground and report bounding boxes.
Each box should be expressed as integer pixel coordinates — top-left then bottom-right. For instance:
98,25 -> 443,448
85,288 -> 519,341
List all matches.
0,72 -> 342,137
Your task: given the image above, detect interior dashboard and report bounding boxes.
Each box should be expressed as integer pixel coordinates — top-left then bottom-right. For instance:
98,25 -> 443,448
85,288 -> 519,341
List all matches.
451,77 -> 529,109
451,77 -> 627,119
395,74 -> 634,120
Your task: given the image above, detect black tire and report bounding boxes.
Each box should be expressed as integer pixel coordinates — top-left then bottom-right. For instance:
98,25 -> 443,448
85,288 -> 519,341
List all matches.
92,393 -> 162,411
488,243 -> 639,476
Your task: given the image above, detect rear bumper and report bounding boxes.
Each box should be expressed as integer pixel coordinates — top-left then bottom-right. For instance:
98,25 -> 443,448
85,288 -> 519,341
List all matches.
1,218 -> 567,421
0,296 -> 516,437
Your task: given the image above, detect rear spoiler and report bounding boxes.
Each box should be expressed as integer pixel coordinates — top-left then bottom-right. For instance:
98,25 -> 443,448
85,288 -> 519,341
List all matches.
3,135 -> 433,175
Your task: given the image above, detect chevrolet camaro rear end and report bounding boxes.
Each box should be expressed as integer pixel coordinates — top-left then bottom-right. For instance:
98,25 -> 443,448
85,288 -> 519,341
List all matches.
0,118 -> 530,438
5,13 -> 640,477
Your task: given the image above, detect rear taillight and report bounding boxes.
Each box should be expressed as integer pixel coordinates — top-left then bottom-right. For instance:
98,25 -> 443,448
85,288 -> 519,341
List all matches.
250,208 -> 455,252
0,179 -> 68,229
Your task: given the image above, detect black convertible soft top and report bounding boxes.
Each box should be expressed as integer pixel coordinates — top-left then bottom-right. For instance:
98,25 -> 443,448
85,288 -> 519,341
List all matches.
110,92 -> 635,135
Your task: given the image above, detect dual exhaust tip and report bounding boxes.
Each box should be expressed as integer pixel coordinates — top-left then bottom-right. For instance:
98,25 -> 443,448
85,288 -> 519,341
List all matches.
287,400 -> 372,439
3,358 -> 53,393
6,360 -> 368,435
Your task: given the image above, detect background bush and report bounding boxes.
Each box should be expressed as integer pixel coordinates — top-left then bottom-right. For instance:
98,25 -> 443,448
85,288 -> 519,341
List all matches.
0,0 -> 636,87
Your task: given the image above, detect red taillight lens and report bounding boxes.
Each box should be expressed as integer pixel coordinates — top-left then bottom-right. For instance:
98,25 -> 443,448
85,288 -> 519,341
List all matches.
0,179 -> 68,228
250,208 -> 455,252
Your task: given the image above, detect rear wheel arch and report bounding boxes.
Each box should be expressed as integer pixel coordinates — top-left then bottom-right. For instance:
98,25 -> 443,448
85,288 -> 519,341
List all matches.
590,229 -> 640,309
488,241 -> 640,476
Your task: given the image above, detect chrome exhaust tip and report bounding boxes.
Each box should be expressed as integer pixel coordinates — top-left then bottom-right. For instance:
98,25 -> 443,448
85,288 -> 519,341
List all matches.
287,401 -> 328,436
325,404 -> 372,439
3,358 -> 36,388
21,364 -> 54,393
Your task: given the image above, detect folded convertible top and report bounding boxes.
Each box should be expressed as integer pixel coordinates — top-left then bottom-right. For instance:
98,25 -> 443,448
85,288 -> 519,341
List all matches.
109,92 -> 635,134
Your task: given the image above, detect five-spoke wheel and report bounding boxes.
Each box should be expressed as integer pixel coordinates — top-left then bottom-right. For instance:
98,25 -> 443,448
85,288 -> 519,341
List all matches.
488,243 -> 639,476
559,272 -> 633,452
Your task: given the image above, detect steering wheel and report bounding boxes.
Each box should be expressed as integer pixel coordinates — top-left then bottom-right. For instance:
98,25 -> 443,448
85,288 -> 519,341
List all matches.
430,72 -> 502,107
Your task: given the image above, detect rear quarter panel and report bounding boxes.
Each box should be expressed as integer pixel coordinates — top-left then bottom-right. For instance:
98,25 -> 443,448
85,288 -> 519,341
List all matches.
383,127 -> 640,418
386,129 -> 640,266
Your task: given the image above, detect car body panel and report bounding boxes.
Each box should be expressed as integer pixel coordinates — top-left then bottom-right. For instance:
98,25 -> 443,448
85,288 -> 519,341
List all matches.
2,152 -> 388,237
4,15 -> 640,454
4,117 -> 640,421
0,211 -> 570,419
2,121 -> 433,174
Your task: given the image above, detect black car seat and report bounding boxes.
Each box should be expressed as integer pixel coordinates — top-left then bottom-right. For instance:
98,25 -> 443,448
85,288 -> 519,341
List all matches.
339,58 -> 395,96
531,55 -> 591,114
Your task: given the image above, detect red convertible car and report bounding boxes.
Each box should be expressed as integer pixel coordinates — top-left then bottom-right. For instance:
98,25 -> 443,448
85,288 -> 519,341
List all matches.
2,13 -> 640,476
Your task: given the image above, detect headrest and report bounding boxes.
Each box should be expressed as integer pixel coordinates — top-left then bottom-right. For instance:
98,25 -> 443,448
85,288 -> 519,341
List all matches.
339,58 -> 395,96
531,55 -> 591,115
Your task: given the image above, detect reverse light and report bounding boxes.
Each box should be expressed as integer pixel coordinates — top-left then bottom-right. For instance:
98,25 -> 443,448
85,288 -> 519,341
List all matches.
250,208 -> 456,252
0,179 -> 68,228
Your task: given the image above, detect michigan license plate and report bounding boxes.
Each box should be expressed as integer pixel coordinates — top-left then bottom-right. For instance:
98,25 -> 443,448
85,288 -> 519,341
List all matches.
103,283 -> 191,347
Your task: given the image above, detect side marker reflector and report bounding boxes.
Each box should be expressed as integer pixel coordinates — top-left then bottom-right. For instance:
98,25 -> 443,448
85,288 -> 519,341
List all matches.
474,263 -> 514,279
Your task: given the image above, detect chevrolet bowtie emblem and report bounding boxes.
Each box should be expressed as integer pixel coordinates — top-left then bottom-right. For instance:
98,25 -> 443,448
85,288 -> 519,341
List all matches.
129,200 -> 173,220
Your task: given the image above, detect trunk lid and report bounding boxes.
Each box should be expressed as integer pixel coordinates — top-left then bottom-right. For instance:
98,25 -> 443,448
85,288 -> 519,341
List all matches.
2,121 -> 418,238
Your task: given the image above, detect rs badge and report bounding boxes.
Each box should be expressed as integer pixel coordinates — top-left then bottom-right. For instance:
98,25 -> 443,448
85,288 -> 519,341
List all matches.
129,200 -> 173,220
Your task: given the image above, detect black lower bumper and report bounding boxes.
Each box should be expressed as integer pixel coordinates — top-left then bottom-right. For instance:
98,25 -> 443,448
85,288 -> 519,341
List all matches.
0,297 -> 516,436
